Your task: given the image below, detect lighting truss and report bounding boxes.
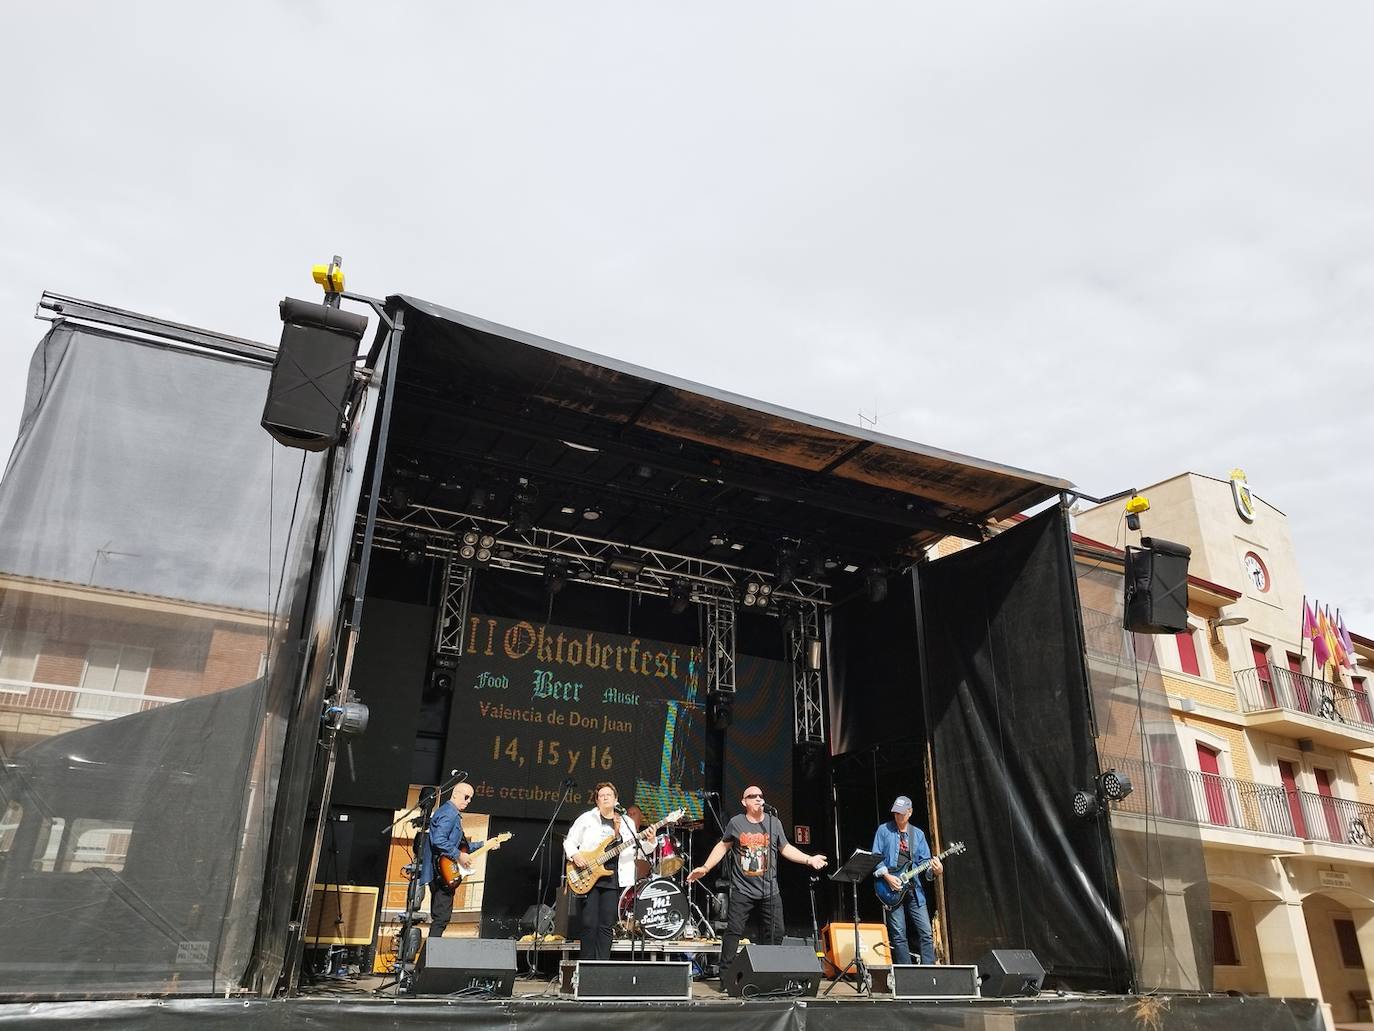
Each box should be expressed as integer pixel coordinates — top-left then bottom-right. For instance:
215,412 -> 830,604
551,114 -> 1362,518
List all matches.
433,560 -> 473,662
704,594 -> 737,697
360,501 -> 830,608
789,602 -> 825,745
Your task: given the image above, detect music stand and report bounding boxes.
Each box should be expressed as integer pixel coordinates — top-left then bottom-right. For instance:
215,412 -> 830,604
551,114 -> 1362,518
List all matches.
823,849 -> 882,997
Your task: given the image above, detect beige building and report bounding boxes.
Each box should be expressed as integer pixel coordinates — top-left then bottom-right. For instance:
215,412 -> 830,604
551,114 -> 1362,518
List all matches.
1077,471 -> 1374,1026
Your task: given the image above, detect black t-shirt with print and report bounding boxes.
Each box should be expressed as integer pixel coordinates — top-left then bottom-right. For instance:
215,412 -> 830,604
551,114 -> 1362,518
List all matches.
723,813 -> 789,899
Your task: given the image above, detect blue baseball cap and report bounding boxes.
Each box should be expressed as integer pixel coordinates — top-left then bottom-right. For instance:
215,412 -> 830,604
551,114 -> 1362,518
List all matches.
891,796 -> 913,813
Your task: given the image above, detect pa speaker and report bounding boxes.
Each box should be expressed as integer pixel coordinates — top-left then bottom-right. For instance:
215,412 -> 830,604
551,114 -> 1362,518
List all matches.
415,937 -> 517,997
890,964 -> 980,999
574,960 -> 691,1000
1123,537 -> 1191,635
975,949 -> 1045,997
262,297 -> 367,451
725,943 -> 822,998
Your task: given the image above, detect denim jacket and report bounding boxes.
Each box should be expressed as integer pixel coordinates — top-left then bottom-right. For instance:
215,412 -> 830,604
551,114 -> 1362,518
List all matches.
871,820 -> 932,906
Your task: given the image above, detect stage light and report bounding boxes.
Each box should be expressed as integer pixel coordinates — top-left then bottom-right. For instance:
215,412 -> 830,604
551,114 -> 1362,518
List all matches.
400,531 -> 428,566
560,505 -> 577,516
776,547 -> 798,587
456,530 -> 493,566
390,483 -> 413,509
806,638 -> 823,672
709,533 -> 728,548
607,554 -> 645,581
669,579 -> 692,615
865,567 -> 888,603
1071,789 -> 1099,819
741,580 -> 771,609
582,507 -> 602,521
324,700 -> 370,735
1098,768 -> 1133,802
544,557 -> 568,595
729,542 -> 746,552
708,692 -> 733,730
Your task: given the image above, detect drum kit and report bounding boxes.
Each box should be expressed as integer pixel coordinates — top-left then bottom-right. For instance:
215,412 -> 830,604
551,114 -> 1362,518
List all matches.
616,826 -> 707,941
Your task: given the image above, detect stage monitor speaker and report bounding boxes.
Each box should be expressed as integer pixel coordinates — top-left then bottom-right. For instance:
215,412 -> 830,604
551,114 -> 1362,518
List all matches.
415,937 -> 517,997
976,949 -> 1045,997
1123,538 -> 1191,635
262,297 -> 368,451
574,960 -> 691,1000
890,964 -> 980,999
725,944 -> 822,998
821,921 -> 891,977
521,904 -> 555,937
303,883 -> 378,946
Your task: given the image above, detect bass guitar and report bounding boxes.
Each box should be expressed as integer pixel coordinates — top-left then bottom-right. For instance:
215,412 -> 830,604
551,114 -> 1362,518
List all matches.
566,809 -> 685,896
437,831 -> 514,890
873,840 -> 966,912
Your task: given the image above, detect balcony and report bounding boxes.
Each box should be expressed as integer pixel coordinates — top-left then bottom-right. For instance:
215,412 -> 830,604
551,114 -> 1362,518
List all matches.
1105,755 -> 1374,861
1233,666 -> 1374,749
0,677 -> 176,723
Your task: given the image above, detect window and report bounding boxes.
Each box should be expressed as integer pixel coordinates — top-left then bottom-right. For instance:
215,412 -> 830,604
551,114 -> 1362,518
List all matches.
1212,910 -> 1240,966
1278,760 -> 1307,838
1335,919 -> 1364,969
1176,630 -> 1201,677
1196,744 -> 1232,826
1353,677 -> 1373,724
63,819 -> 133,874
0,630 -> 42,687
77,643 -> 153,717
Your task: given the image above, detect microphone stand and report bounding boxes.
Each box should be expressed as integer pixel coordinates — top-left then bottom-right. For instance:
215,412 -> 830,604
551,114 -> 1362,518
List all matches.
763,804 -> 782,949
526,781 -> 576,977
692,792 -> 727,951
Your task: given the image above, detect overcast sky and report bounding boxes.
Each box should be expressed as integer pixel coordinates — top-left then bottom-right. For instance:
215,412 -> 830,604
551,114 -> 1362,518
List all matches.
1,2 -> 1371,632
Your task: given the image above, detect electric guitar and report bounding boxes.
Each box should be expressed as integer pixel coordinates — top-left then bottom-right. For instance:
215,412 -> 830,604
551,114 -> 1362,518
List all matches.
437,831 -> 514,890
566,809 -> 685,896
873,840 -> 966,911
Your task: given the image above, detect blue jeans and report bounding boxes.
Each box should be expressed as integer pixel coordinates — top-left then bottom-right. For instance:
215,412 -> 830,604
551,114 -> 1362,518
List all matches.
885,890 -> 934,965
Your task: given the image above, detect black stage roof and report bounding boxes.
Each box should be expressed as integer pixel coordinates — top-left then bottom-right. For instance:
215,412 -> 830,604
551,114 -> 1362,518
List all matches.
380,295 -> 1073,570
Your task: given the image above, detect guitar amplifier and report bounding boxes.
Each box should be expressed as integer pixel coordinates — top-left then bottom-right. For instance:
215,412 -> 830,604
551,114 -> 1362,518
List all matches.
890,964 -> 980,999
573,960 -> 692,1000
304,884 -> 378,946
821,922 -> 891,977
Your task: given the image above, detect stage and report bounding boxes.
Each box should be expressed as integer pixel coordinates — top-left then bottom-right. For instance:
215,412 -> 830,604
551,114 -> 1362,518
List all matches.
0,987 -> 1324,1031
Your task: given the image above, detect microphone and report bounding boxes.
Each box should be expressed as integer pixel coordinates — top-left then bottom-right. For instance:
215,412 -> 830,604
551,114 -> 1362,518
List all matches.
561,777 -> 577,788
450,769 -> 468,779
693,790 -> 719,798
614,802 -> 627,814
762,803 -> 779,815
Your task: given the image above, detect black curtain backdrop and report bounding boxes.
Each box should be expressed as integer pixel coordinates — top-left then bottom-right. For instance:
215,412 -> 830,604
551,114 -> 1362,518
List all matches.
917,507 -> 1130,992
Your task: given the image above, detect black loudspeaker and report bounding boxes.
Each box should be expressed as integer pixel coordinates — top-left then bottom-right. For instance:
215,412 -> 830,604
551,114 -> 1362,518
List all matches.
574,960 -> 692,1000
975,949 -> 1045,997
891,964 -> 980,999
1123,537 -> 1191,634
261,297 -> 368,451
521,904 -> 555,936
415,938 -> 517,997
725,943 -> 822,998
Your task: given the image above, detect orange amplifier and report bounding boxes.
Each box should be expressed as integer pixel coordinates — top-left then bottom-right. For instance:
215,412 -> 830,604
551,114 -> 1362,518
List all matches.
820,922 -> 892,977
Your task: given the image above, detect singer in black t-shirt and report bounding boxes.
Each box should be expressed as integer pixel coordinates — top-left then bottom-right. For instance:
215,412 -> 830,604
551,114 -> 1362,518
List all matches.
687,785 -> 827,980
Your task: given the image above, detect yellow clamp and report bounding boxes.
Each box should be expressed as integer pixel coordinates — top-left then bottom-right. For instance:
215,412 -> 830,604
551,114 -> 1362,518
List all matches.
1125,495 -> 1150,515
312,261 -> 345,295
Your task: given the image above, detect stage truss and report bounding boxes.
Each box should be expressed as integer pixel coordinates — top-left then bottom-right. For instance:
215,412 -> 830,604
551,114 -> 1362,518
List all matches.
361,501 -> 829,743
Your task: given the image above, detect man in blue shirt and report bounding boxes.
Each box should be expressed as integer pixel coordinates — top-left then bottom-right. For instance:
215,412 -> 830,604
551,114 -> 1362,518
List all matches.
421,782 -> 484,939
871,795 -> 942,965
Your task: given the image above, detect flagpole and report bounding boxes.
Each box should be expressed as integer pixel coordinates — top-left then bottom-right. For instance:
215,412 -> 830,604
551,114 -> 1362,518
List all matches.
1299,594 -> 1307,672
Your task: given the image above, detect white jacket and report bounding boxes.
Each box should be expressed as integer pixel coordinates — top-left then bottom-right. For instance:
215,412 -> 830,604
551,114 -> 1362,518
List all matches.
564,808 -> 642,888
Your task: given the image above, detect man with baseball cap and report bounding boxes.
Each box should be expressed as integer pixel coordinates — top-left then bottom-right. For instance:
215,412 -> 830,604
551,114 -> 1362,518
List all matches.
871,794 -> 942,965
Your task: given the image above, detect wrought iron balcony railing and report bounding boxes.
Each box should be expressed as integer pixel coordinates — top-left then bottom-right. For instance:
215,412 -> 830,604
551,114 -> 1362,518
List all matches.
1233,666 -> 1374,731
1104,754 -> 1374,850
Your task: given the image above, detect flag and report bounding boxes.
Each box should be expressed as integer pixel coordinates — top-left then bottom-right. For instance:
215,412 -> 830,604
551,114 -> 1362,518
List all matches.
1338,613 -> 1357,670
1310,601 -> 1331,670
1326,605 -> 1350,671
1303,600 -> 1318,642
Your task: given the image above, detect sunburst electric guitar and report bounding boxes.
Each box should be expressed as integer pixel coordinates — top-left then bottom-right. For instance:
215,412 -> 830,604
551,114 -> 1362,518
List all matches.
565,809 -> 685,896
437,831 -> 513,890
873,840 -> 966,911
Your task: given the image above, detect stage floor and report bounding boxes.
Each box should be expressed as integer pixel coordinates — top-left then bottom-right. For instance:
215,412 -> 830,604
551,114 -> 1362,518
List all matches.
0,989 -> 1324,1031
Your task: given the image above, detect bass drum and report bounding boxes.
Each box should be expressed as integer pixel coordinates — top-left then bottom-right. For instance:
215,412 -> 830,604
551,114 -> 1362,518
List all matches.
616,881 -> 639,934
631,876 -> 688,940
